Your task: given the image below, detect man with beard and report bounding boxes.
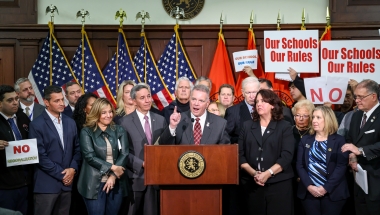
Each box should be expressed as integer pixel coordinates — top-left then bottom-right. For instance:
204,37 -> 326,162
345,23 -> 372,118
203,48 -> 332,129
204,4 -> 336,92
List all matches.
14,78 -> 45,121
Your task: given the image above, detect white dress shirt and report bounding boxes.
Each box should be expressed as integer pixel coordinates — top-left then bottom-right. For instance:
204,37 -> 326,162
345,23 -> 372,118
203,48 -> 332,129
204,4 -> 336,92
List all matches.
45,110 -> 64,149
136,110 -> 152,132
20,102 -> 35,120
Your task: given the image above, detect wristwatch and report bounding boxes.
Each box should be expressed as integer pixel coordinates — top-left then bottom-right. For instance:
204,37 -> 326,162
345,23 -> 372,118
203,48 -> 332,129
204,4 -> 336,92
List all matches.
268,168 -> 274,177
358,147 -> 366,157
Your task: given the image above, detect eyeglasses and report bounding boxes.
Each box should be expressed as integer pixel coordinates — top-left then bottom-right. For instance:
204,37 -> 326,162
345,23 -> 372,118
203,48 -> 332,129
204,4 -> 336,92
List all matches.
244,91 -> 258,96
295,114 -> 310,119
353,93 -> 373,101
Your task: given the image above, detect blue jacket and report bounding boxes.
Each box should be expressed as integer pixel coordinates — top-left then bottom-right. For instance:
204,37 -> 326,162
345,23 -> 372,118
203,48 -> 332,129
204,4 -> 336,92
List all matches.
29,110 -> 81,193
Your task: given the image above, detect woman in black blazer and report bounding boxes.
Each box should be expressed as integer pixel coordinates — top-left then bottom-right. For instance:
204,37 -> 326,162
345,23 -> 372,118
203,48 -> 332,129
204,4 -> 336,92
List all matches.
239,89 -> 295,215
296,106 -> 349,215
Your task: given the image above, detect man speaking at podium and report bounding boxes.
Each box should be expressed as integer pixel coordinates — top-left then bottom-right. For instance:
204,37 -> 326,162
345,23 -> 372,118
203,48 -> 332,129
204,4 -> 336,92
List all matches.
159,84 -> 230,145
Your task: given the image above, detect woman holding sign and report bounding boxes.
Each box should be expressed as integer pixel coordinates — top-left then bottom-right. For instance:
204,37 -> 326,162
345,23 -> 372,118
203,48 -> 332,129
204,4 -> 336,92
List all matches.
296,106 -> 349,215
239,89 -> 295,215
77,98 -> 129,215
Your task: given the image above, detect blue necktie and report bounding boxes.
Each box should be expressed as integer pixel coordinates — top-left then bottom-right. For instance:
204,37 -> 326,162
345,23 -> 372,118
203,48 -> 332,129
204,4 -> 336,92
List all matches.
8,118 -> 22,140
308,140 -> 327,186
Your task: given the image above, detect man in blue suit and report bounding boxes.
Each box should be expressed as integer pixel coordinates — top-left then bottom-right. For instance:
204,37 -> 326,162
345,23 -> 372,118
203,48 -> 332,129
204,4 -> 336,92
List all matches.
29,85 -> 81,215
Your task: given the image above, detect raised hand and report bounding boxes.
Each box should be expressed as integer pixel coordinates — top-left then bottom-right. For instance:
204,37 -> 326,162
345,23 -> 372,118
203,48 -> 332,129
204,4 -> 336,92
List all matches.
169,106 -> 181,129
287,67 -> 298,81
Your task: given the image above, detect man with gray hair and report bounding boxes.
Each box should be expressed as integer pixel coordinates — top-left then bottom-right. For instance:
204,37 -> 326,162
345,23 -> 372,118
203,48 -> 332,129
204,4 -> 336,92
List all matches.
159,84 -> 230,145
341,79 -> 380,215
195,76 -> 212,90
14,78 -> 45,121
119,83 -> 167,215
163,76 -> 194,123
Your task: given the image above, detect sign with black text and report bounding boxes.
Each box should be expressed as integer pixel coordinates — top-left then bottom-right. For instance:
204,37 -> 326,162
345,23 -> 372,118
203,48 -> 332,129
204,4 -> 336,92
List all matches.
5,139 -> 39,167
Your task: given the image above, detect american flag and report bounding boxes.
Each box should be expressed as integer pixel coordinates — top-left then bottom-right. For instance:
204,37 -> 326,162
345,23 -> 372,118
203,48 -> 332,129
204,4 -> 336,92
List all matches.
157,29 -> 197,96
29,28 -> 76,104
70,30 -> 116,106
103,29 -> 140,98
134,34 -> 173,110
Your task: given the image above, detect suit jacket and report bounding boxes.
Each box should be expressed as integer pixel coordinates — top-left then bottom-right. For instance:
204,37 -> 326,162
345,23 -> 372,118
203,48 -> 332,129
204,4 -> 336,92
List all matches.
29,110 -> 81,194
119,110 -> 167,191
346,105 -> 380,200
225,101 -> 294,143
159,111 -> 230,145
0,109 -> 33,189
297,134 -> 350,201
62,105 -> 73,118
239,119 -> 295,184
32,103 -> 45,120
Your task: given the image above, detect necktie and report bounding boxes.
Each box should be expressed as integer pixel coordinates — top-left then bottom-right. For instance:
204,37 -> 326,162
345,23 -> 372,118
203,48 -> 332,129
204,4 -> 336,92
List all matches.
194,118 -> 202,145
360,114 -> 367,129
144,115 -> 152,145
25,107 -> 30,118
308,140 -> 327,186
8,118 -> 22,140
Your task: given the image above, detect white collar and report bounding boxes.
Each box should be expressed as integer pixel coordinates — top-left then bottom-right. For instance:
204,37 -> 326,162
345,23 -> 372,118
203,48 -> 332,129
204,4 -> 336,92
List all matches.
0,112 -> 16,120
45,109 -> 62,123
136,109 -> 151,121
20,102 -> 35,111
364,102 -> 380,119
191,110 -> 207,122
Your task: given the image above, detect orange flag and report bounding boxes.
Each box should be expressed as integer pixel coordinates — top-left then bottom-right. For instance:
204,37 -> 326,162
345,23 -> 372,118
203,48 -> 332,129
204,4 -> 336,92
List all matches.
235,28 -> 265,98
208,32 -> 235,98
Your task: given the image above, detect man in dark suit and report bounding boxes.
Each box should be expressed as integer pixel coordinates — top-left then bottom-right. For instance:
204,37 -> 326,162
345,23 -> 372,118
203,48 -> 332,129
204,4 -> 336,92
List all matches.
0,85 -> 33,215
29,85 -> 81,215
14,78 -> 45,121
119,83 -> 167,215
62,82 -> 82,118
225,76 -> 260,144
163,77 -> 193,123
341,79 -> 380,215
159,84 -> 230,145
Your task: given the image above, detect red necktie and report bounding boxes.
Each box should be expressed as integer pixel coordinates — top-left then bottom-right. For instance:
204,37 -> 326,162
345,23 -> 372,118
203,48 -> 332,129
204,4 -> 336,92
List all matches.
360,114 -> 367,129
193,118 -> 202,145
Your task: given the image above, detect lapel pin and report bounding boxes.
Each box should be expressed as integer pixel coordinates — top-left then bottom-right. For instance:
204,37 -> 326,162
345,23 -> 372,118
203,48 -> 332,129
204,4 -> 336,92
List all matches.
305,144 -> 310,148
206,122 -> 210,127
267,131 -> 270,133
373,116 -> 376,119
328,148 -> 332,152
153,119 -> 155,122
371,119 -> 374,122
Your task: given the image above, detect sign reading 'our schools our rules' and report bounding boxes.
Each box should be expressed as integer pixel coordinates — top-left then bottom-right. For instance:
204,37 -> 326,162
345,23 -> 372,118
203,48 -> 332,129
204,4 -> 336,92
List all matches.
264,30 -> 319,73
321,40 -> 380,81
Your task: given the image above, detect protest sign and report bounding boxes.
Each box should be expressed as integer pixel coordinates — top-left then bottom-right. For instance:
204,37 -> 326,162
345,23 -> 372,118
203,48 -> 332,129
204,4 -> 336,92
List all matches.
304,77 -> 349,104
5,138 -> 39,167
233,50 -> 258,72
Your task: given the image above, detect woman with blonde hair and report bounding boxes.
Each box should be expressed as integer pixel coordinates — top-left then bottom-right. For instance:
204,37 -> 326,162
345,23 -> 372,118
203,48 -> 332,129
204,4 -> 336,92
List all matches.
114,80 -> 136,123
296,106 -> 349,215
207,101 -> 226,118
77,98 -> 129,215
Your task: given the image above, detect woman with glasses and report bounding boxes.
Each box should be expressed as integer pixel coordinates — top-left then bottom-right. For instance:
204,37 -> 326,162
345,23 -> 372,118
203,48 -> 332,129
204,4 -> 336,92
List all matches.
297,106 -> 349,215
291,99 -> 315,214
239,89 -> 295,215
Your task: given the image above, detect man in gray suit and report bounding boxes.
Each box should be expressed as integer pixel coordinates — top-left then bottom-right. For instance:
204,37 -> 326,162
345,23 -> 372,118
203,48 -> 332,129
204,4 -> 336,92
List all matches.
14,78 -> 45,121
159,84 -> 230,145
119,83 -> 167,215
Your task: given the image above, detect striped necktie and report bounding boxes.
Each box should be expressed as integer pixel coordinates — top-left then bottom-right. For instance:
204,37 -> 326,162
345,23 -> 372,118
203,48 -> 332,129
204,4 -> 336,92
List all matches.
308,140 -> 327,186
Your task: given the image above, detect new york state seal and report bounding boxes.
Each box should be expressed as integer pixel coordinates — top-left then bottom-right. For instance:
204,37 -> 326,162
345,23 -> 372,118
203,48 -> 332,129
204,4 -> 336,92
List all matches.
162,0 -> 205,20
178,151 -> 206,179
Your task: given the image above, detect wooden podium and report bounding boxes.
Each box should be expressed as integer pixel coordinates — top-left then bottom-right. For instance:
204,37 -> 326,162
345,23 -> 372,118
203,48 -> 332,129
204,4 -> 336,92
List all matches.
144,145 -> 238,215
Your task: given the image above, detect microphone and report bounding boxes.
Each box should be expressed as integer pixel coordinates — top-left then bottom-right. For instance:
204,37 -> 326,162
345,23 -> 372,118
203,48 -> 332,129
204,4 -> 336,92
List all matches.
191,118 -> 195,123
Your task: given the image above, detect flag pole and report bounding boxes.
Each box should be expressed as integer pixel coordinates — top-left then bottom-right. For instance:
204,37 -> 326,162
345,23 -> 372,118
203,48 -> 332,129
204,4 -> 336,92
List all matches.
115,8 -> 127,90
169,6 -> 185,81
326,7 -> 330,27
136,10 -> 150,83
277,11 -> 281,31
46,4 -> 58,85
76,9 -> 89,89
301,8 -> 306,30
249,10 -> 253,30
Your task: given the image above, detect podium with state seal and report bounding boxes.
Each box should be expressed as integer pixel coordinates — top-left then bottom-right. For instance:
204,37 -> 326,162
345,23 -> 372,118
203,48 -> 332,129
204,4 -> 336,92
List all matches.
144,144 -> 239,215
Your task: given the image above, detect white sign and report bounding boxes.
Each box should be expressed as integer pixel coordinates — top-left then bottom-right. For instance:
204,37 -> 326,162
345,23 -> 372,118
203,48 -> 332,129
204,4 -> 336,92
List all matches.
5,138 -> 39,167
232,50 -> 258,72
264,30 -> 319,73
321,40 -> 380,81
304,77 -> 349,104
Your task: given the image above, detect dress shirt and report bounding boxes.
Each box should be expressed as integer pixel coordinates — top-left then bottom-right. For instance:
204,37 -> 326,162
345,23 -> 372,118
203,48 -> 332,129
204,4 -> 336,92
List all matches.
0,111 -> 19,140
245,100 -> 254,114
45,110 -> 64,149
135,110 -> 152,132
69,104 -> 75,112
169,111 -> 208,136
20,102 -> 34,120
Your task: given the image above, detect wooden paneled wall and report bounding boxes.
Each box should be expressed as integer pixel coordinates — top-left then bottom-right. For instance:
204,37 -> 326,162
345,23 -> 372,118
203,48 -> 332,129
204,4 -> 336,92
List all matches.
1,23 -> 380,86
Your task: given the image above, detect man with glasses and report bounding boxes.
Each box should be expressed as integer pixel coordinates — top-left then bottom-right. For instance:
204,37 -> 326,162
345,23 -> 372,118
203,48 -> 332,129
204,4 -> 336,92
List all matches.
341,79 -> 380,215
159,84 -> 230,145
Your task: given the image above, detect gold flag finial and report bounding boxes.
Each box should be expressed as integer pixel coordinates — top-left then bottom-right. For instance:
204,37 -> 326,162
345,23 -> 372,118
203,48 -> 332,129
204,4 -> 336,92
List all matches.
170,6 -> 185,25
301,8 -> 306,29
277,11 -> 281,30
45,4 -> 59,24
115,8 -> 127,28
220,12 -> 224,33
76,9 -> 90,27
326,7 -> 330,26
249,11 -> 254,29
136,10 -> 150,33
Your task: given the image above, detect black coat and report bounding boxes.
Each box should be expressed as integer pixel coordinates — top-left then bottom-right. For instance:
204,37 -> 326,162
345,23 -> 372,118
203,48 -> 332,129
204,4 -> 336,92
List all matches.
0,108 -> 33,189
